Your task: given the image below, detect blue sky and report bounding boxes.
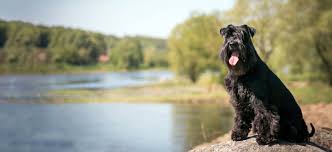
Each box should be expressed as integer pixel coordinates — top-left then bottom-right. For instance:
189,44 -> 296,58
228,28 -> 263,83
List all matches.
0,0 -> 234,38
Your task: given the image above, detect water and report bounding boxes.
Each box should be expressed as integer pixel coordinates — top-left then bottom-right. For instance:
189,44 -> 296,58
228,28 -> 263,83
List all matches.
0,70 -> 173,101
0,103 -> 232,152
0,71 -> 233,152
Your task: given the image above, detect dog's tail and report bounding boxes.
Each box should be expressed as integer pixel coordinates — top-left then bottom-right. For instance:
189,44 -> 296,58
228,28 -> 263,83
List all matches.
308,123 -> 315,137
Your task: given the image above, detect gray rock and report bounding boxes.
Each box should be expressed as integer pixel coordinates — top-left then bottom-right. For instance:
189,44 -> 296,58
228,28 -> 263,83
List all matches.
190,128 -> 332,152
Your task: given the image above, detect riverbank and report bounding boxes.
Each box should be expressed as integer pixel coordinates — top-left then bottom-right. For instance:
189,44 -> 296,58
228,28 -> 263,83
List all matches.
47,80 -> 229,104
0,64 -> 168,75
0,64 -> 108,75
47,80 -> 331,104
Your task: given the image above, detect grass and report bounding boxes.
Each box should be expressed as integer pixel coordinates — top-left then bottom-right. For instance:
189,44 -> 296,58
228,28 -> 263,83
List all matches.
48,79 -> 332,105
287,81 -> 332,104
47,80 -> 229,104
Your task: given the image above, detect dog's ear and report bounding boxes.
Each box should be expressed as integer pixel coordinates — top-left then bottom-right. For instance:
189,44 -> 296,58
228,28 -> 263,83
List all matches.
220,24 -> 233,37
220,27 -> 227,37
242,24 -> 256,37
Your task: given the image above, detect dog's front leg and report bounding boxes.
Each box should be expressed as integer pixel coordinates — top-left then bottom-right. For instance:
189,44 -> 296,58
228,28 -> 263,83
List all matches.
231,99 -> 254,141
251,97 -> 280,145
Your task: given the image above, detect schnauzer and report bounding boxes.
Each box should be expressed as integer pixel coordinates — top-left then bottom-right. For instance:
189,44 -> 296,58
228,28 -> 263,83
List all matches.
219,24 -> 315,145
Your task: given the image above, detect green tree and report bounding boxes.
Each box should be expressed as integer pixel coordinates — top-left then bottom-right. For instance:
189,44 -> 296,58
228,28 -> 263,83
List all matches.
0,19 -> 167,72
36,28 -> 50,48
220,0 -> 332,86
110,38 -> 143,70
143,47 -> 168,68
225,0 -> 283,62
168,13 -> 223,82
278,0 -> 332,85
315,10 -> 332,85
0,22 -> 7,48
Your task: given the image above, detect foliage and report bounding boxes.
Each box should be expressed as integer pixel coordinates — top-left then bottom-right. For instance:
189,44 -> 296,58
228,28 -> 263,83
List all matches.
224,0 -> 283,62
168,0 -> 332,85
277,0 -> 332,85
110,38 -> 143,70
168,13 -> 224,82
143,47 -> 168,68
197,72 -> 219,86
288,82 -> 332,104
0,19 -> 168,72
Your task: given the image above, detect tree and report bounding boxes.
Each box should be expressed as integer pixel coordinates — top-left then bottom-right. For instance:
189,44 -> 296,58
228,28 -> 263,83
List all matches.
0,19 -> 168,72
0,23 -> 7,48
110,38 -> 143,70
143,47 -> 168,68
36,29 -> 50,48
168,13 -> 223,82
273,0 -> 332,85
315,10 -> 332,85
224,0 -> 283,62
220,0 -> 332,85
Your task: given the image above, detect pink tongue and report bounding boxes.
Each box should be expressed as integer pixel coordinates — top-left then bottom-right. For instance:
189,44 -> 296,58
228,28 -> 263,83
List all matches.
229,52 -> 239,66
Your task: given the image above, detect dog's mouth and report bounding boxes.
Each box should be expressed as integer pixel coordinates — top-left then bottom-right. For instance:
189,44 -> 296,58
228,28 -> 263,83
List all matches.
229,51 -> 239,66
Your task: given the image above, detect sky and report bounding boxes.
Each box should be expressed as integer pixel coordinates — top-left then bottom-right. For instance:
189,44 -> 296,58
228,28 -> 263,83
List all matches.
0,0 -> 234,38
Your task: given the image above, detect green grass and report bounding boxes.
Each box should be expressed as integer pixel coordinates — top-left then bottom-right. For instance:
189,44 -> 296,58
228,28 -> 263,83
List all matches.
287,82 -> 332,104
47,78 -> 332,105
47,80 -> 229,104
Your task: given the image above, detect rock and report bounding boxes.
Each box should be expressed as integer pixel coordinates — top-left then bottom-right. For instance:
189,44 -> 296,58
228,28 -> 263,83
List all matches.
311,127 -> 332,150
190,128 -> 332,152
189,137 -> 328,152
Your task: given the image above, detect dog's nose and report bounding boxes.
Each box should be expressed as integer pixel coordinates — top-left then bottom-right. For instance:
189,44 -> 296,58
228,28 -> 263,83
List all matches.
229,42 -> 236,48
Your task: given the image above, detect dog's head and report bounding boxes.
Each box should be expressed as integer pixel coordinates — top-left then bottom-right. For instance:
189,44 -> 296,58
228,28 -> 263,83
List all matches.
219,24 -> 258,76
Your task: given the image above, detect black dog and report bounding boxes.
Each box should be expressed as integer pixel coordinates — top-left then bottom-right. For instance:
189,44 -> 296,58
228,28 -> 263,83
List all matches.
219,24 -> 315,145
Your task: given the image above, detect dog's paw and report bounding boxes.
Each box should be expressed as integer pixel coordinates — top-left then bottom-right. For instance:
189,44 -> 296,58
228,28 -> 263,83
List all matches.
231,131 -> 247,141
256,136 -> 275,145
256,137 -> 268,145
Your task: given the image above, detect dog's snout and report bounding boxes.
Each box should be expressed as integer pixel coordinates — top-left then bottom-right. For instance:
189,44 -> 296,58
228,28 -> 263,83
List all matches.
229,41 -> 237,49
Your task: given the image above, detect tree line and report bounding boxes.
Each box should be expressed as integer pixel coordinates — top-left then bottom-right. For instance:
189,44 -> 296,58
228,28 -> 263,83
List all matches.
168,0 -> 332,86
0,19 -> 168,72
1,0 -> 331,86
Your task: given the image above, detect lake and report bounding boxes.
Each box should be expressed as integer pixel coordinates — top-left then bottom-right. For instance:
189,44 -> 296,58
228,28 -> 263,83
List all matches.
0,71 -> 233,152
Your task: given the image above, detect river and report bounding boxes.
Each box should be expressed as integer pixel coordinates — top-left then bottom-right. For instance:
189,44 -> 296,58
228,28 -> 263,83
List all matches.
0,70 -> 233,152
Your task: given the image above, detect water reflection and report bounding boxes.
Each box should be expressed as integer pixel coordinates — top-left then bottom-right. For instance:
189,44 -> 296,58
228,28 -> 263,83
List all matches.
171,104 -> 233,151
0,103 -> 232,152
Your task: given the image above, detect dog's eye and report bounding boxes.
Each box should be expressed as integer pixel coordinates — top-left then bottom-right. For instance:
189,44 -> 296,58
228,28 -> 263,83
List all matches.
225,34 -> 229,38
225,34 -> 232,41
226,32 -> 234,38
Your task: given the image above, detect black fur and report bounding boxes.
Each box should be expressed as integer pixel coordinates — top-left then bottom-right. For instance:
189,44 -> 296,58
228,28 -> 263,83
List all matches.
219,24 -> 315,145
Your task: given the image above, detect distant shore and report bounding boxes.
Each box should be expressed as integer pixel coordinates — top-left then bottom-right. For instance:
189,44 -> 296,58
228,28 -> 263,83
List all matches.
0,64 -> 168,75
47,81 -> 230,104
46,80 -> 332,105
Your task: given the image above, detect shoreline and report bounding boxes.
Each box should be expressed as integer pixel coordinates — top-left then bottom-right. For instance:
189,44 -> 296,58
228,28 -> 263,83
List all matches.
0,64 -> 168,75
46,82 -> 230,104
47,80 -> 331,104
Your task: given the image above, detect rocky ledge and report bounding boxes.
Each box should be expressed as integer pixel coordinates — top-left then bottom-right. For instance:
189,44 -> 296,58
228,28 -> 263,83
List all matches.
190,127 -> 332,152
